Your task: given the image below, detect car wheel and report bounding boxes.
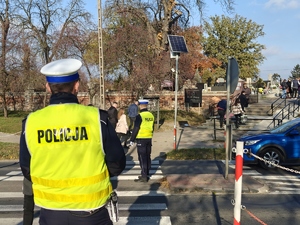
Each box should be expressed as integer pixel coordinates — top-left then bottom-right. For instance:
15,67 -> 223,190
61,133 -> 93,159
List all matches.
258,148 -> 283,170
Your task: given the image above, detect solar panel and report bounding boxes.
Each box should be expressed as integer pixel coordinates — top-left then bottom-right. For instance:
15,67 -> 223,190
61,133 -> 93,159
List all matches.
168,35 -> 188,53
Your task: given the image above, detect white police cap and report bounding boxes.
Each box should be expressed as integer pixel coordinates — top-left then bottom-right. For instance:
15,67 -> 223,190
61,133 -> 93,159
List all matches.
40,59 -> 82,83
138,99 -> 149,105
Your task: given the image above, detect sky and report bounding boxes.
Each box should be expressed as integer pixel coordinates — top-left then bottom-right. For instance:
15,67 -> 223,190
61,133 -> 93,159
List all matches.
83,0 -> 300,80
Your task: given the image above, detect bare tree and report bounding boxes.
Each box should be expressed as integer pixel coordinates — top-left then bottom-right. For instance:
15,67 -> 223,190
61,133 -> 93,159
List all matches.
104,0 -> 234,54
0,0 -> 17,117
15,0 -> 92,64
13,0 -> 93,106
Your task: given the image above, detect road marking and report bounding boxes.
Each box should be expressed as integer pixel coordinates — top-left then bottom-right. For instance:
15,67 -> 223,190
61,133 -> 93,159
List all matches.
0,216 -> 172,225
0,190 -> 170,198
121,169 -> 162,175
252,175 -> 300,180
111,175 -> 164,180
0,174 -> 165,181
0,203 -> 167,212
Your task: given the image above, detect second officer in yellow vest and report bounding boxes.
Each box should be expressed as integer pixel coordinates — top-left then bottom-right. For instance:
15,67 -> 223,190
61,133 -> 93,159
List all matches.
129,99 -> 154,182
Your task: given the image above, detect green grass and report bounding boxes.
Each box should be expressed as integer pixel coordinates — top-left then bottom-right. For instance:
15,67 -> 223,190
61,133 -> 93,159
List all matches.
166,148 -> 225,160
0,111 -> 28,133
0,110 -> 212,160
0,142 -> 19,160
0,111 -> 28,160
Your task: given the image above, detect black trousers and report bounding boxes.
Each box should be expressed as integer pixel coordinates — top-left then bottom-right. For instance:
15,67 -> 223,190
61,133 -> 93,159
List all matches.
128,117 -> 136,131
117,132 -> 128,147
136,139 -> 152,178
234,113 -> 242,128
23,194 -> 34,225
39,207 -> 112,225
217,109 -> 225,127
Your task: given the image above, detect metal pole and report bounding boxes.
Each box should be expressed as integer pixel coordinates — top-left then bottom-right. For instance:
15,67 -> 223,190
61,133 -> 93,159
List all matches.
98,0 -> 105,109
233,141 -> 244,225
174,54 -> 179,150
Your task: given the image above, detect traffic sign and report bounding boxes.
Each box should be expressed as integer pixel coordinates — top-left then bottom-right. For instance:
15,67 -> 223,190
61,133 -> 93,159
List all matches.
226,57 -> 239,94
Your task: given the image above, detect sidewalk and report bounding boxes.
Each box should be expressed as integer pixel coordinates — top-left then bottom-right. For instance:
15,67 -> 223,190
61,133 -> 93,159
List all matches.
127,125 -> 266,194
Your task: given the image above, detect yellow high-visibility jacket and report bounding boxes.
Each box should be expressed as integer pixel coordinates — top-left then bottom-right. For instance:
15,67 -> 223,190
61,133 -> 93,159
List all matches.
26,104 -> 112,210
136,111 -> 154,139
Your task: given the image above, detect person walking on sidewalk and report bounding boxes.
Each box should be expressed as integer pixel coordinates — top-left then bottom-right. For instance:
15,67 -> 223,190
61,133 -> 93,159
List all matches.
19,58 -> 126,225
127,100 -> 139,132
116,108 -> 129,148
281,79 -> 288,99
231,98 -> 245,129
292,77 -> 299,98
108,102 -> 118,129
239,91 -> 248,112
216,99 -> 226,128
129,99 -> 154,182
241,83 -> 251,104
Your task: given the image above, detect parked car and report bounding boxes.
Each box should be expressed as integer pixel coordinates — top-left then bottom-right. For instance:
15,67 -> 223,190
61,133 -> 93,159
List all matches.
237,118 -> 300,169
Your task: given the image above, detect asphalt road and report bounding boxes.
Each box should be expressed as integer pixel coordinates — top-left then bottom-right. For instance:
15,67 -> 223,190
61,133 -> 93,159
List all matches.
2,160 -> 300,224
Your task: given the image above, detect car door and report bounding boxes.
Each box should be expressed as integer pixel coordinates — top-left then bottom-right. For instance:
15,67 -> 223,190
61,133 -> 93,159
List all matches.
284,126 -> 300,159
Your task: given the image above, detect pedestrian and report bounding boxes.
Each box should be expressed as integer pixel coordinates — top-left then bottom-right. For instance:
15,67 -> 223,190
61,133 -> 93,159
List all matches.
216,99 -> 226,128
287,79 -> 292,98
231,98 -> 244,129
129,99 -> 154,182
19,58 -> 126,225
22,178 -> 34,225
116,107 -> 129,148
281,79 -> 288,98
242,83 -> 251,104
108,102 -> 118,129
239,91 -> 248,112
127,100 -> 139,132
292,77 -> 299,98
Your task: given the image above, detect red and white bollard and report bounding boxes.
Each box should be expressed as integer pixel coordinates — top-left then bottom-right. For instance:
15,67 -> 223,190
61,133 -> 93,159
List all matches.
233,141 -> 244,225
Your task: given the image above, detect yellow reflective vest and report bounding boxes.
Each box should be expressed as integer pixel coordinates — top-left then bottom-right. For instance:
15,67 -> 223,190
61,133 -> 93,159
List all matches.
25,104 -> 112,210
136,111 -> 154,139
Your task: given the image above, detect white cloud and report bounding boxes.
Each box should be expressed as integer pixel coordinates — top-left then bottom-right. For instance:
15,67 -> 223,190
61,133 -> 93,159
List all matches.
265,0 -> 300,9
262,46 -> 280,57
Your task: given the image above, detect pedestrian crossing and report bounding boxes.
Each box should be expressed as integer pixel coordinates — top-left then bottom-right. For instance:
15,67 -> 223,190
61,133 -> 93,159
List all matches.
0,160 -> 172,225
227,160 -> 300,194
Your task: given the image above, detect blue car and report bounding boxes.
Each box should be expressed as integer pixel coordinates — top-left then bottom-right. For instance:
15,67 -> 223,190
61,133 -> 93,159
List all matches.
237,118 -> 300,169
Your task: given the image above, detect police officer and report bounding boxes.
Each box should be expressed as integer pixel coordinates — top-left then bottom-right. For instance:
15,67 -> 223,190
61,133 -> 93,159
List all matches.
19,58 -> 126,225
129,99 -> 154,182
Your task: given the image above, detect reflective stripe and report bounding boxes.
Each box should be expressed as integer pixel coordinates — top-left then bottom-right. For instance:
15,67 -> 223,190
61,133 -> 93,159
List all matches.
34,185 -> 112,203
31,170 -> 109,188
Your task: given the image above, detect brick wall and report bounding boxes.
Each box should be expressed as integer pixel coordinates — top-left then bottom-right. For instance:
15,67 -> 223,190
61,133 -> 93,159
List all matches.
1,90 -> 230,115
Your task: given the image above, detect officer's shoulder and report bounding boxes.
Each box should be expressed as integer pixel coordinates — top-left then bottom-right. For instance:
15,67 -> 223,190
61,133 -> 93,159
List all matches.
22,115 -> 28,123
99,109 -> 109,122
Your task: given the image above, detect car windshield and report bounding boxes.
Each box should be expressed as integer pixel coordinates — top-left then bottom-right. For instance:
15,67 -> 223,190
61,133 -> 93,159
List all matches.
270,120 -> 299,134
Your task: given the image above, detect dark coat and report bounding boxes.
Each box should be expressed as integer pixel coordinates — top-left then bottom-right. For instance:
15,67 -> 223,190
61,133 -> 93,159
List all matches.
239,94 -> 248,111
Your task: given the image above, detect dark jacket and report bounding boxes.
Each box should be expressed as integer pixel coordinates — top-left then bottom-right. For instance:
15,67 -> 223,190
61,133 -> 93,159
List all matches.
217,99 -> 227,111
107,106 -> 118,125
239,94 -> 248,111
19,92 -> 126,180
127,103 -> 138,118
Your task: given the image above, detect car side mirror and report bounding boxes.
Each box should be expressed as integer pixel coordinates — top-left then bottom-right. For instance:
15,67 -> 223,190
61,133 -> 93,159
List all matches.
289,130 -> 299,136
